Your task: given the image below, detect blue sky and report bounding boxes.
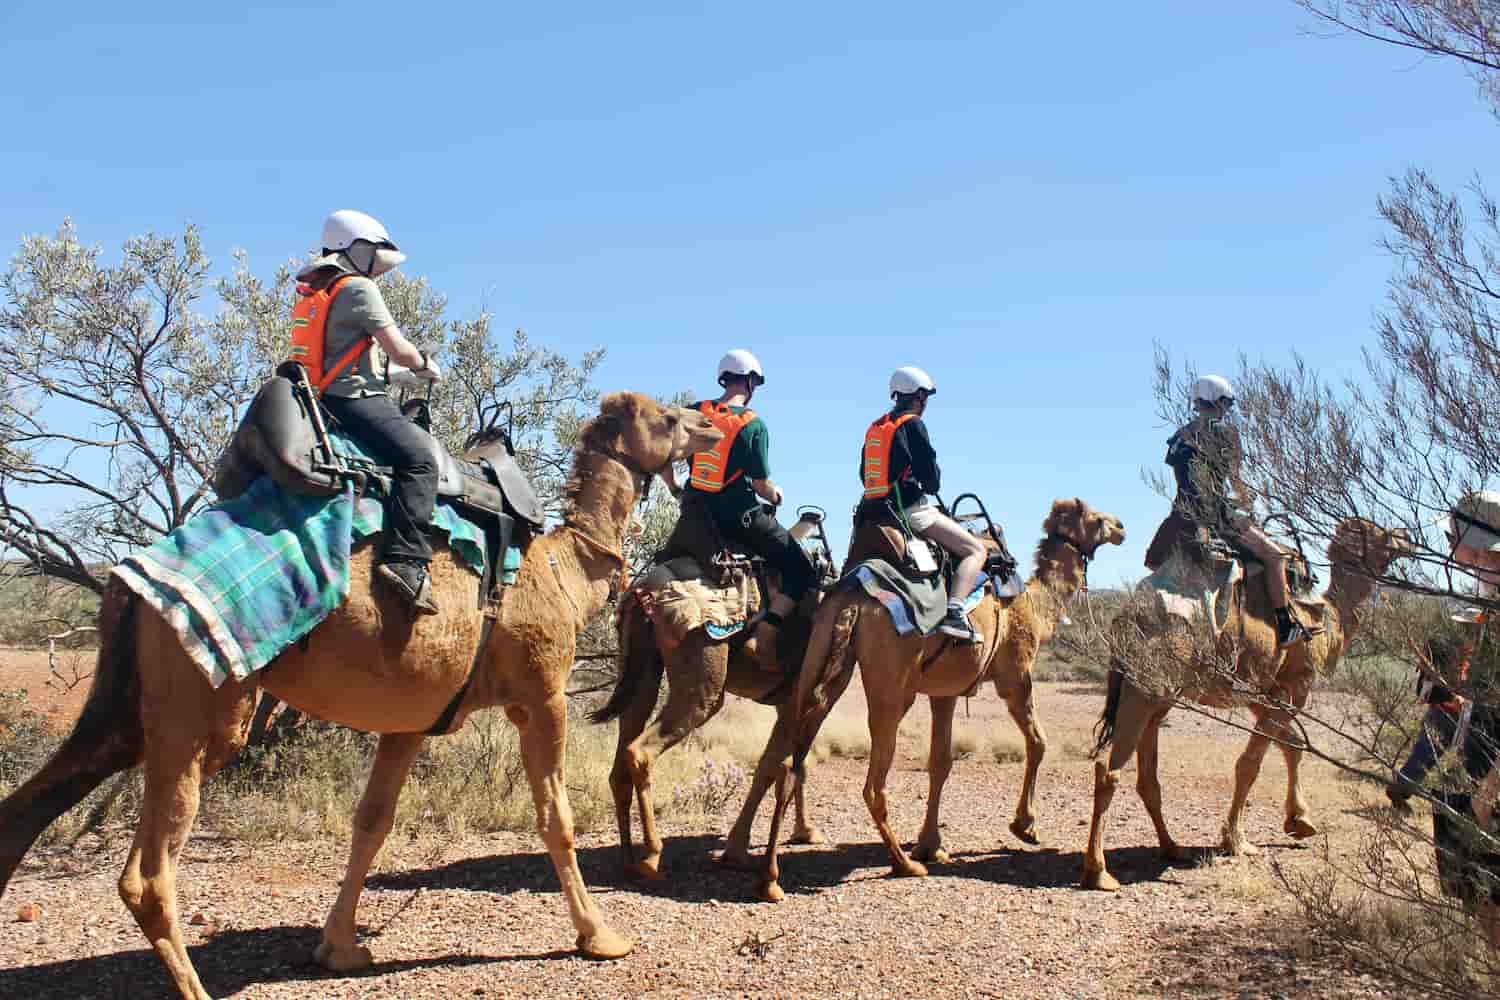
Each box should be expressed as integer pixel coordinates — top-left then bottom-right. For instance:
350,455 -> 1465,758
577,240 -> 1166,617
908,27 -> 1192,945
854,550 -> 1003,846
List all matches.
3,2 -> 1495,582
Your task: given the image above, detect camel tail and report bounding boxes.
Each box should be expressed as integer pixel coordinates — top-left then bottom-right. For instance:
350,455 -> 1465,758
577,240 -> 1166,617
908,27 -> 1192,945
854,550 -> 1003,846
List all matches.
0,576 -> 144,895
790,596 -> 861,773
1091,661 -> 1125,759
588,596 -> 660,725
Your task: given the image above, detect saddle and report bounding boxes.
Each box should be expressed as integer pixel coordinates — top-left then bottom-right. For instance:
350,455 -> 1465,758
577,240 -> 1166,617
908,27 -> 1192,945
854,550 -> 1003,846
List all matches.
1143,509 -> 1317,598
844,498 -> 1022,599
213,369 -> 546,604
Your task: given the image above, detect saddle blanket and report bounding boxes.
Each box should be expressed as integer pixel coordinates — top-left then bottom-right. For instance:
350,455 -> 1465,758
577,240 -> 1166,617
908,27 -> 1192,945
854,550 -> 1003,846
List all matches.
1139,553 -> 1241,634
113,473 -> 489,689
628,556 -> 758,647
850,559 -> 996,637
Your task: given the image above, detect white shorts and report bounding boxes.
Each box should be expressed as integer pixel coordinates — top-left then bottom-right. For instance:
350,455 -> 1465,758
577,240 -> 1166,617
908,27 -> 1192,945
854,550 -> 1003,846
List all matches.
907,503 -> 941,532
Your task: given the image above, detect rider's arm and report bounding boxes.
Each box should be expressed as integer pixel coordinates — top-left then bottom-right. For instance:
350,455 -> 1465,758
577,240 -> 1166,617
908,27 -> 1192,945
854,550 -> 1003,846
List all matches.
372,325 -> 428,372
1222,423 -> 1254,508
902,419 -> 941,495
743,418 -> 781,506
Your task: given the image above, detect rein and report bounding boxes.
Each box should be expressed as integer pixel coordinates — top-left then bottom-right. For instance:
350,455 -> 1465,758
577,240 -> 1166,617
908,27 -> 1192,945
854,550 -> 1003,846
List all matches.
1045,532 -> 1099,592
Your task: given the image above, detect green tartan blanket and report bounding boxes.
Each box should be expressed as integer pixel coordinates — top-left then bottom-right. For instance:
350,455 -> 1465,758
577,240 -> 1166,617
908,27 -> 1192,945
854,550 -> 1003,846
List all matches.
113,473 -> 488,689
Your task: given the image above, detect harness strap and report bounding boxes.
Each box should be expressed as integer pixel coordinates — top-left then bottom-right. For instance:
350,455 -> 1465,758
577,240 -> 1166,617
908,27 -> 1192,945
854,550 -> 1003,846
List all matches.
425,615 -> 494,736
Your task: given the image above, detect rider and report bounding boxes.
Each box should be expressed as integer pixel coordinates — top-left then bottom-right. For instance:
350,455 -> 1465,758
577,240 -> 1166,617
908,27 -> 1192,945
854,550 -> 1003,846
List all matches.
290,210 -> 444,615
857,366 -> 987,644
679,350 -> 816,667
1165,373 -> 1315,648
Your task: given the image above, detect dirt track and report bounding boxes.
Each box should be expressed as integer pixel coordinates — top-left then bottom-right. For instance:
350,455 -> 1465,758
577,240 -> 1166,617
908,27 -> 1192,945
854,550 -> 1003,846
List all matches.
0,678 -> 1397,999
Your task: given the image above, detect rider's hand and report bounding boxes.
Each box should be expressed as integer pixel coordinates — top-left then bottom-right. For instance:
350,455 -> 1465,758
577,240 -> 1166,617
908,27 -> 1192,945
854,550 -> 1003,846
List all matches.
769,486 -> 784,508
416,355 -> 442,383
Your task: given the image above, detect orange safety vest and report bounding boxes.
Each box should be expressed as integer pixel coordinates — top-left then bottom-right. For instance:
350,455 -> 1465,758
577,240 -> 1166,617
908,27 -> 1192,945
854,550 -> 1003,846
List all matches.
689,401 -> 758,492
285,275 -> 371,394
862,412 -> 919,499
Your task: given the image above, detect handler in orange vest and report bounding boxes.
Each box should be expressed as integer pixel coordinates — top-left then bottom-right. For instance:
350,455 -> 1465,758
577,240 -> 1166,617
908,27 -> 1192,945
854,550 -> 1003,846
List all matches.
290,210 -> 444,615
677,349 -> 816,667
858,366 -> 987,643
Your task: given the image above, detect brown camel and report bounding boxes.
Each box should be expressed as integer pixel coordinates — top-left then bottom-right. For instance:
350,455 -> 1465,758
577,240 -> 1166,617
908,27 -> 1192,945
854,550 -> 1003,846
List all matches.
733,498 -> 1126,901
1080,517 -> 1413,891
591,574 -> 824,880
0,392 -> 722,1000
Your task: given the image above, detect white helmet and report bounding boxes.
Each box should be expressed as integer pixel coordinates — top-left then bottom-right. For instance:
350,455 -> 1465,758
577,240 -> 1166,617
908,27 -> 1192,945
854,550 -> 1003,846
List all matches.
319,209 -> 406,276
1192,374 -> 1235,405
889,366 -> 937,398
717,349 -> 765,386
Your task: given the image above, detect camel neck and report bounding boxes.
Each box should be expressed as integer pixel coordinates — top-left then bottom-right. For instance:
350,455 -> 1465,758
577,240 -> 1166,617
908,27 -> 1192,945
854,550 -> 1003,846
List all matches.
1325,566 -> 1379,646
558,447 -> 639,617
1025,538 -> 1089,638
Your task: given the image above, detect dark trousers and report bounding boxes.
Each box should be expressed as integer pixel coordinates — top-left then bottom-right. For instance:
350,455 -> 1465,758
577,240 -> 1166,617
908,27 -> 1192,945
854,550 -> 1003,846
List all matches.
715,504 -> 816,601
323,393 -> 436,564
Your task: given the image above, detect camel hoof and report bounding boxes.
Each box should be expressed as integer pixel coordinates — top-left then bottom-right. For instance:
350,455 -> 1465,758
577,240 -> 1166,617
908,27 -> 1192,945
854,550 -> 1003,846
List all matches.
625,859 -> 664,881
577,928 -> 634,960
761,881 -> 786,903
912,845 -> 950,865
1220,835 -> 1259,857
891,859 -> 928,878
789,826 -> 827,845
1284,817 -> 1317,840
1080,868 -> 1120,892
1009,819 -> 1041,845
716,849 -> 757,871
313,940 -> 374,973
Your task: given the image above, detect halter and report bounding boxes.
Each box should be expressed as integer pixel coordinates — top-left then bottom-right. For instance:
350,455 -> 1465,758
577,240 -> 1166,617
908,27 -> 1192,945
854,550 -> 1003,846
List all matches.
1045,532 -> 1099,592
562,437 -> 676,598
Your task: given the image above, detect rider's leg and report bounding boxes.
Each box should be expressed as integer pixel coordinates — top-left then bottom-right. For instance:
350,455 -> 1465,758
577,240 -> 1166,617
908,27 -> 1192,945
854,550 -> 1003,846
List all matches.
722,506 -> 816,669
913,508 -> 986,642
1233,522 -> 1315,645
323,393 -> 439,612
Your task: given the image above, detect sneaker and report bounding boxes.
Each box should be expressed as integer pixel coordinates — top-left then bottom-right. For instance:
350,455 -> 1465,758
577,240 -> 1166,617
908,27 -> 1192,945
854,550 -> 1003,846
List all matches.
377,561 -> 440,616
1275,610 -> 1321,649
937,607 -> 982,644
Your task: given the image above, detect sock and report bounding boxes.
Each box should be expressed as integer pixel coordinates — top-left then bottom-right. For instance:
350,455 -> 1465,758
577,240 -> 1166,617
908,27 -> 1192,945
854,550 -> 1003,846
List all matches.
946,600 -> 964,614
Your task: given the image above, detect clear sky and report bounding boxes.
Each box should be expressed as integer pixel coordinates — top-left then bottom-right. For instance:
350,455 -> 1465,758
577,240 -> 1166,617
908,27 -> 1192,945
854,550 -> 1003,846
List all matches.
3,1 -> 1495,583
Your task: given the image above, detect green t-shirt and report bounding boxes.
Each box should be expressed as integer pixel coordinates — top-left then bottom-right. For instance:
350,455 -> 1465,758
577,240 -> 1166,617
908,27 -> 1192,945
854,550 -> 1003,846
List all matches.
685,402 -> 770,521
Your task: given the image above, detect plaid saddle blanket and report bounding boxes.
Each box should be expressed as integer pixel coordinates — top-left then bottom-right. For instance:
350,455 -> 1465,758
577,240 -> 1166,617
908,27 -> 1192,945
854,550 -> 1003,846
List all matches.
113,472 -> 488,689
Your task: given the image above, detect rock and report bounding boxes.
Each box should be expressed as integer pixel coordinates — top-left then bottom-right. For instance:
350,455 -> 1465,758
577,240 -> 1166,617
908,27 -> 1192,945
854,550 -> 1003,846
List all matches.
16,903 -> 40,923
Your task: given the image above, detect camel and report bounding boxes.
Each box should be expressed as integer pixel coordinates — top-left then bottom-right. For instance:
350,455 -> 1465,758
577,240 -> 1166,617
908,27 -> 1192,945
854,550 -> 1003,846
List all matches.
0,392 -> 722,1000
591,570 -> 824,880
731,498 -> 1126,901
1080,517 -> 1413,891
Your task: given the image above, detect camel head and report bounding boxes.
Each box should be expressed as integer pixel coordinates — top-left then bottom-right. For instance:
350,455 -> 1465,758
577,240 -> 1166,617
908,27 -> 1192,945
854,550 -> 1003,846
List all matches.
583,392 -> 722,481
1327,517 -> 1414,579
1042,496 -> 1127,558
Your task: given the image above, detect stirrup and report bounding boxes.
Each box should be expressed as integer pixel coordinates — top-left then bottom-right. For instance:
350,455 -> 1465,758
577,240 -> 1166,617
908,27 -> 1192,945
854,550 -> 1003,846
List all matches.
377,562 -> 440,616
937,609 -> 982,645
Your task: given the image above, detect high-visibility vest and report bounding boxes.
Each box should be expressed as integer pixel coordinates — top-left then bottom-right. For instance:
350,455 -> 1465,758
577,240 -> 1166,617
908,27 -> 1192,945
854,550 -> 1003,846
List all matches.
689,401 -> 758,492
285,275 -> 371,394
862,412 -> 919,499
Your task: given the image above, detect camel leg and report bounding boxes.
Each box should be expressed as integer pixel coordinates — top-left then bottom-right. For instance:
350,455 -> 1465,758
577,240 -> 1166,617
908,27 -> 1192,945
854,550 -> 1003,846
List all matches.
788,764 -> 825,845
606,647 -> 662,877
758,754 -> 796,902
118,655 -> 254,1000
1136,710 -> 1189,862
314,732 -> 425,971
1003,674 -> 1048,845
1081,681 -> 1156,892
865,691 -> 926,878
723,661 -> 856,866
620,633 -> 728,879
1221,724 -> 1272,857
513,695 -> 631,959
913,695 -> 957,864
1279,738 -> 1316,840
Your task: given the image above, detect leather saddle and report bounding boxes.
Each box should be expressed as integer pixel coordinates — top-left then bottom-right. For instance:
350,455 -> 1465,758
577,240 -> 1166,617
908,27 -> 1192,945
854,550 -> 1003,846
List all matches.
660,495 -> 762,590
1144,509 -> 1316,597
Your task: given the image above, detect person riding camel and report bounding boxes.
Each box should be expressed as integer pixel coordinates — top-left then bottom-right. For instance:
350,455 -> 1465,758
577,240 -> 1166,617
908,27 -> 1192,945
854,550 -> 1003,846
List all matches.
1165,373 -> 1317,648
289,209 -> 444,615
857,366 -> 987,644
674,349 -> 816,669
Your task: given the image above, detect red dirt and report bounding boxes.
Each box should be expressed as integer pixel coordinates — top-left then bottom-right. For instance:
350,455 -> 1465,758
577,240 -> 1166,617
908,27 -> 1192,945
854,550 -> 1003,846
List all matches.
0,679 -> 1411,998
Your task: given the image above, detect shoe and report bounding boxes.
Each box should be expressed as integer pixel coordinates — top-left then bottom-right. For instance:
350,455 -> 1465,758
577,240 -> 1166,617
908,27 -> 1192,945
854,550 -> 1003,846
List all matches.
377,561 -> 440,616
937,606 -> 982,644
1385,785 -> 1414,816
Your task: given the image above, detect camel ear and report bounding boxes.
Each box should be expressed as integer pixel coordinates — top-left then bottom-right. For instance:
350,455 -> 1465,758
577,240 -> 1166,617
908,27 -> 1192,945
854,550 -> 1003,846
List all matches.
1042,499 -> 1064,535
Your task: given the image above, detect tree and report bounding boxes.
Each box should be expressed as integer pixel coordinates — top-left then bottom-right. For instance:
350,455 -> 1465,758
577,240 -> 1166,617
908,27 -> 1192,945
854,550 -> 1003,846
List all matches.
1058,6 -> 1500,994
